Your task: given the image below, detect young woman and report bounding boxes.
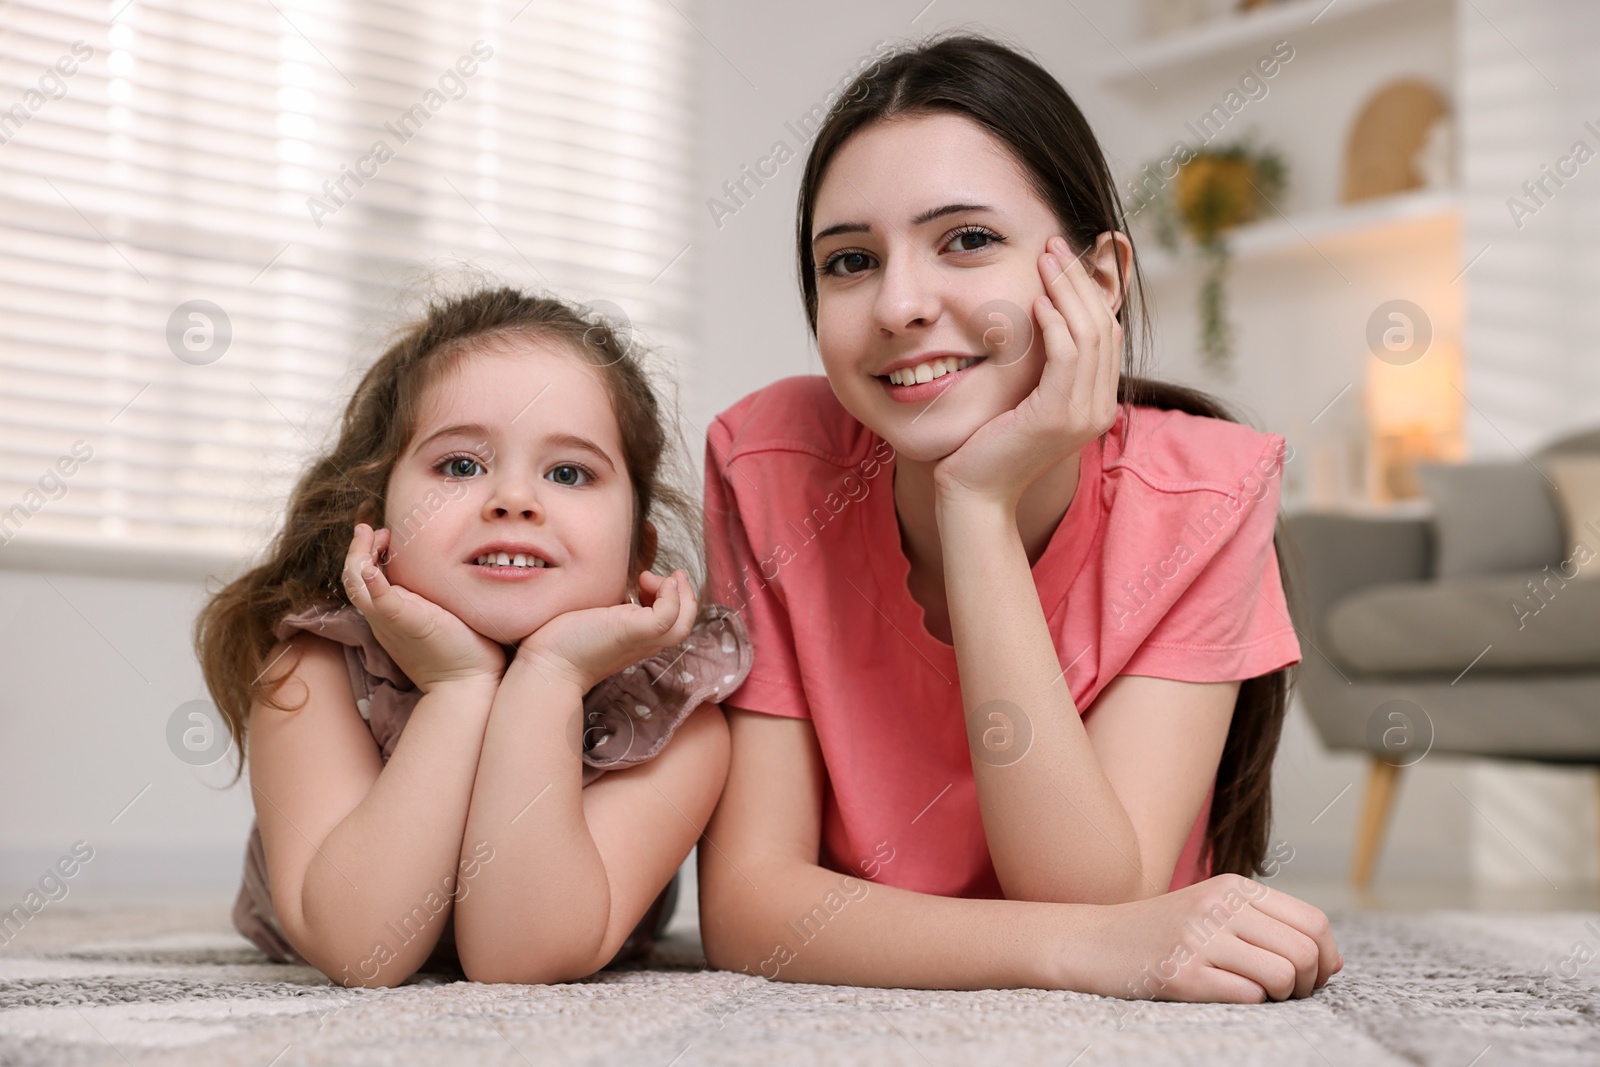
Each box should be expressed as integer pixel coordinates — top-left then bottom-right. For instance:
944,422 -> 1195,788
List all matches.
696,34 -> 1342,1003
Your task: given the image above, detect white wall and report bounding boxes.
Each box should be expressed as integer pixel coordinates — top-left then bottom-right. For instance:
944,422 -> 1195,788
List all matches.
0,564 -> 255,895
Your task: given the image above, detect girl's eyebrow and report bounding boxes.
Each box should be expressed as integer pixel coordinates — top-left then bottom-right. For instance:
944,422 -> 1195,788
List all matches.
411,423 -> 618,474
812,202 -> 993,244
545,432 -> 617,473
410,422 -> 493,455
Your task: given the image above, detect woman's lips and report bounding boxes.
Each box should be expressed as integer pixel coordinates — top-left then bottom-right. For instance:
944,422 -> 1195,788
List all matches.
878,357 -> 983,404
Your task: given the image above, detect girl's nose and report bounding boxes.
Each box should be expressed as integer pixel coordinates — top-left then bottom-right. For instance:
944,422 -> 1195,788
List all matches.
484,476 -> 543,521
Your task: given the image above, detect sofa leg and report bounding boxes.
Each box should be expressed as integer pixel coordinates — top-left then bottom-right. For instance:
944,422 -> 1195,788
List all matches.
1351,758 -> 1402,890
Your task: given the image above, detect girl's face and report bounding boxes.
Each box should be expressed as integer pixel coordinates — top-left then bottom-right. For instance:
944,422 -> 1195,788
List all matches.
380,337 -> 636,644
810,112 -> 1120,463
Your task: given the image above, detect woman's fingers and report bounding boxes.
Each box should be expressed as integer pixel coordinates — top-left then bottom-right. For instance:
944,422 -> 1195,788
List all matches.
1246,884 -> 1340,988
1189,965 -> 1270,1005
1040,233 -> 1122,430
1223,904 -> 1322,1000
1039,238 -> 1097,397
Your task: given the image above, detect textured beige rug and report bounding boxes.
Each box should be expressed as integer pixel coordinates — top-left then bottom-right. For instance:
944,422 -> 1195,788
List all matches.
2,901 -> 1598,1066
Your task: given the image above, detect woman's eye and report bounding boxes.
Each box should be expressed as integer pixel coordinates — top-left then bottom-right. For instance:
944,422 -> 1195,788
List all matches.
442,456 -> 484,478
945,227 -> 1002,253
820,250 -> 876,277
547,464 -> 591,487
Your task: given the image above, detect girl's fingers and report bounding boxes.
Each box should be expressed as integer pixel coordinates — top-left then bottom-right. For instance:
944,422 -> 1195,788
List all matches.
360,553 -> 396,610
342,523 -> 376,613
636,568 -> 666,605
669,571 -> 697,640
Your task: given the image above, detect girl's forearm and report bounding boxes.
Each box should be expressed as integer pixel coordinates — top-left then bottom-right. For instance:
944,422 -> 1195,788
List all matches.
298,678 -> 499,986
452,658 -> 612,982
936,491 -> 1149,904
700,849 -> 1101,991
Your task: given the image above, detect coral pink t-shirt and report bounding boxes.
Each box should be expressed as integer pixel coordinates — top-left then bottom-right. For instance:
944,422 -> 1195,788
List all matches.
703,377 -> 1302,898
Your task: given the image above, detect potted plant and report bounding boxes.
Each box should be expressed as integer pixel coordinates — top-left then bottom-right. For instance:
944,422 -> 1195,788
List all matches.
1147,138 -> 1287,377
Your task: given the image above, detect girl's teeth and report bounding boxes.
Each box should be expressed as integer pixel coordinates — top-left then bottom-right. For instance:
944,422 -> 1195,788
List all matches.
887,356 -> 978,387
475,553 -> 549,569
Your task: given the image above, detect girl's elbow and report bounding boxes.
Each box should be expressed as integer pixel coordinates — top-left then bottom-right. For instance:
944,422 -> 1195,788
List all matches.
456,927 -> 607,985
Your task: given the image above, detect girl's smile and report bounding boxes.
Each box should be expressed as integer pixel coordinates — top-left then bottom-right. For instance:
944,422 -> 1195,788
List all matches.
381,337 -> 636,642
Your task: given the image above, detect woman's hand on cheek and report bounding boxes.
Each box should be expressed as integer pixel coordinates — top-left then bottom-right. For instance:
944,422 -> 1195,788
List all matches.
514,569 -> 698,693
932,233 -> 1122,507
343,522 -> 507,693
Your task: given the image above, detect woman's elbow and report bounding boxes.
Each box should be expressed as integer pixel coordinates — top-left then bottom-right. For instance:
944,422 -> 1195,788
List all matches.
999,867 -> 1152,907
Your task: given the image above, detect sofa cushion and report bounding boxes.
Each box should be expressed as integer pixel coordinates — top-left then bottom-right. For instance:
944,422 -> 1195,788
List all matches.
1324,567 -> 1600,673
1414,461 -> 1564,578
1543,456 -> 1600,577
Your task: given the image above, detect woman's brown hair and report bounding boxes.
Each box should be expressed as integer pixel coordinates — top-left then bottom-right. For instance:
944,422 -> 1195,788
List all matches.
194,285 -> 701,780
795,33 -> 1298,879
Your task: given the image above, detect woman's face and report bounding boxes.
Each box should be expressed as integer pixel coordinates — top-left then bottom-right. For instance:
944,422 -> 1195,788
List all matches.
810,112 -> 1122,464
379,337 -> 636,644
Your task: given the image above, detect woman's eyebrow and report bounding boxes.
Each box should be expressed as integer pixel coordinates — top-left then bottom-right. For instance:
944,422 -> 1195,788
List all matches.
812,202 -> 994,244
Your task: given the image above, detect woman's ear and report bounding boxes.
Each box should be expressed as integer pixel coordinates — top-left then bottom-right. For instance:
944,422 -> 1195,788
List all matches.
1089,231 -> 1133,318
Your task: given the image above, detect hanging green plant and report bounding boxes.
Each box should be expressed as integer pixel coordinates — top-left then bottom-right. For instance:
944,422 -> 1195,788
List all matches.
1145,138 -> 1287,377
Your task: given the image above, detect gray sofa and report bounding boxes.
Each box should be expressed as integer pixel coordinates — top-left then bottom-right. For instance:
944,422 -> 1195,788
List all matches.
1284,426 -> 1600,887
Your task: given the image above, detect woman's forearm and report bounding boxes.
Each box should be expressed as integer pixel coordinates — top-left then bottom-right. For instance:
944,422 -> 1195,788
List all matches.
451,658 -> 612,982
936,490 -> 1150,904
700,848 -> 1101,991
297,678 -> 499,986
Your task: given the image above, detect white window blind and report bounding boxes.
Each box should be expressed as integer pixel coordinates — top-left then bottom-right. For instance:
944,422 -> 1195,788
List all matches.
0,0 -> 694,561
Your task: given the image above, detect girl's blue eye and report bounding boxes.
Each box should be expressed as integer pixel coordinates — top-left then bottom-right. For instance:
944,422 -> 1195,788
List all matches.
818,249 -> 876,278
440,455 -> 484,478
547,464 -> 591,487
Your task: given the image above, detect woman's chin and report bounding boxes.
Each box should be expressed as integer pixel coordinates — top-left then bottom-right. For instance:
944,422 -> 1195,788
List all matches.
871,414 -> 987,467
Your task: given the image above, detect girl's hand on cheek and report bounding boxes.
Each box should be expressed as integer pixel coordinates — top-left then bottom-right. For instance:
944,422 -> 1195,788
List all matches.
933,232 -> 1122,507
515,568 -> 697,693
342,522 -> 506,693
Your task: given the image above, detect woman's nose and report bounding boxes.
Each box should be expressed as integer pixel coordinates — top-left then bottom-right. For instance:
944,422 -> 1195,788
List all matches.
872,250 -> 943,336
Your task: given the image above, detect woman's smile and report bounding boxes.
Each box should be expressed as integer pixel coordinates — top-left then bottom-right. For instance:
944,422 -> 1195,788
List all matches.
877,353 -> 987,403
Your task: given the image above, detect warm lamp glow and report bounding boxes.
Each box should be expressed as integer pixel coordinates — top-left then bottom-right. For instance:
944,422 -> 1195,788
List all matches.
1364,337 -> 1465,501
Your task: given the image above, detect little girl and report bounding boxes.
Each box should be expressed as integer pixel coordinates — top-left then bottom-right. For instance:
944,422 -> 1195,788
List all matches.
196,287 -> 750,986
698,35 -> 1343,1002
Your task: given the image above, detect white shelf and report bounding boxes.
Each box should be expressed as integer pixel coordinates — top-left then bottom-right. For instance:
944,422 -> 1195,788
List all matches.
1136,186 -> 1459,281
1101,0 -> 1448,91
